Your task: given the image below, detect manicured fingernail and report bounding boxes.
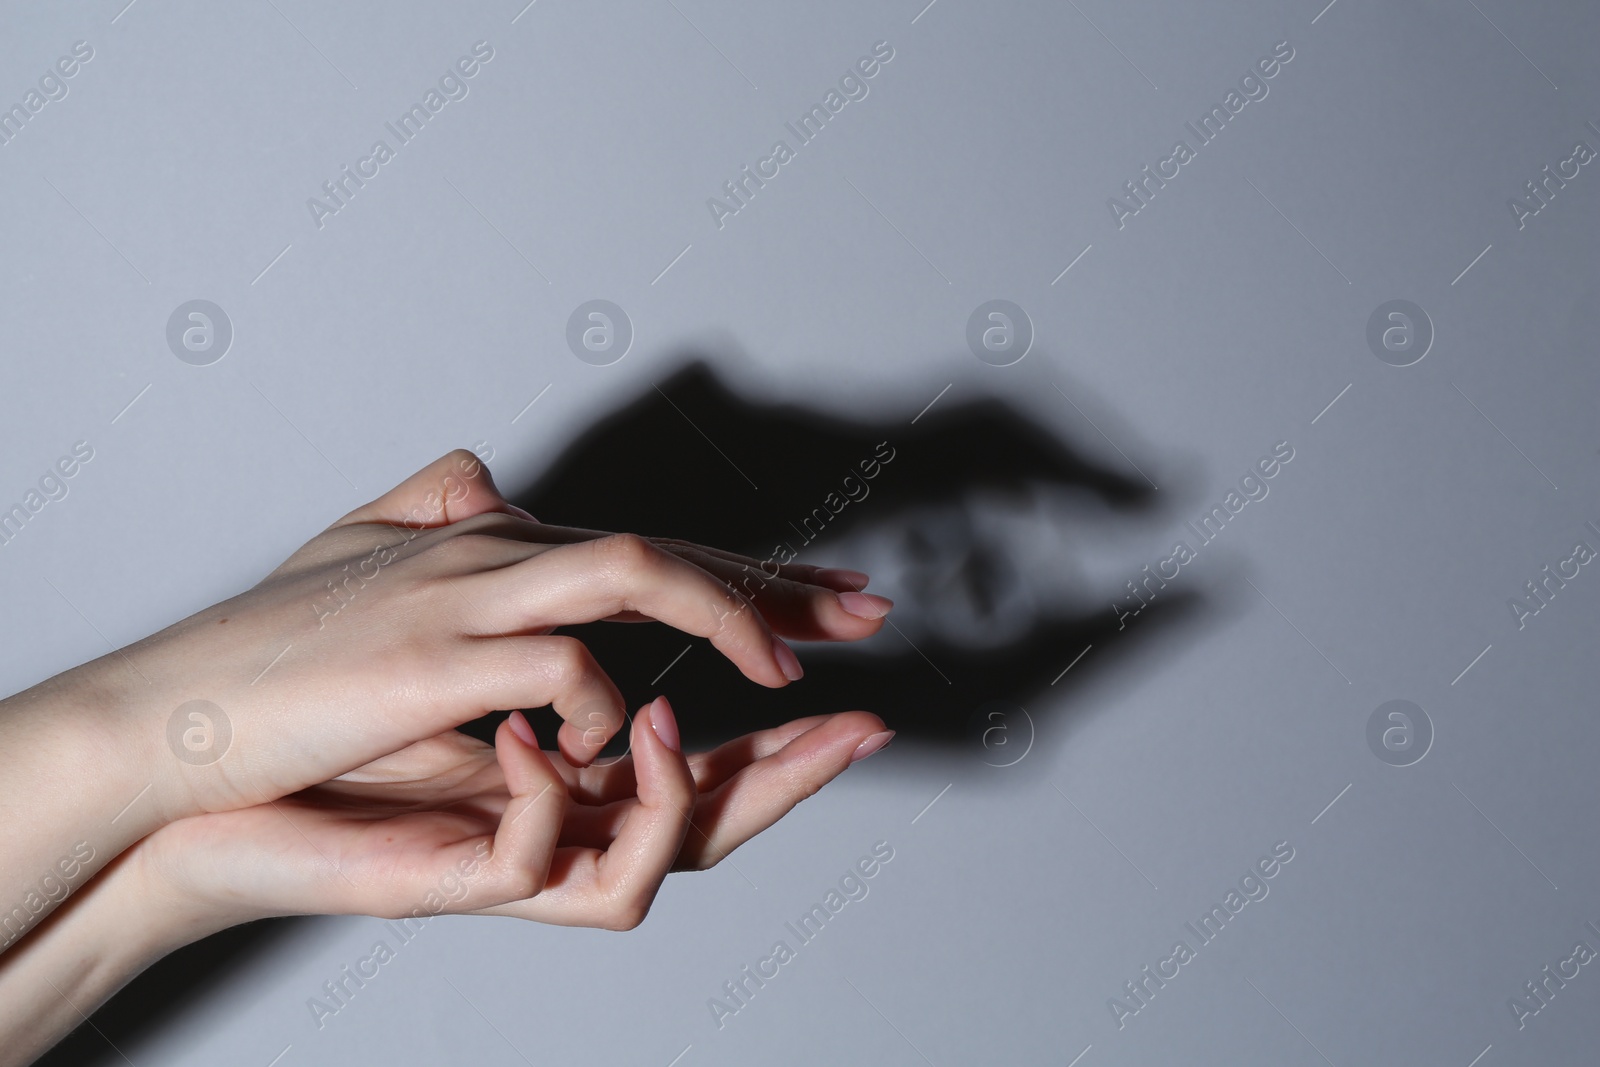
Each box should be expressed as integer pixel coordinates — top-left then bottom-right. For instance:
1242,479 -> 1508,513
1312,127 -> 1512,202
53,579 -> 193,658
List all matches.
648,696 -> 680,753
507,505 -> 538,522
772,637 -> 804,681
815,567 -> 870,591
851,730 -> 895,763
838,592 -> 894,619
508,709 -> 538,747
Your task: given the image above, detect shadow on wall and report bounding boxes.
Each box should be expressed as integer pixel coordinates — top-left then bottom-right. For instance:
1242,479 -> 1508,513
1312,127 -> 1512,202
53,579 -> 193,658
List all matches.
41,355 -> 1211,1066
473,356 -> 1209,759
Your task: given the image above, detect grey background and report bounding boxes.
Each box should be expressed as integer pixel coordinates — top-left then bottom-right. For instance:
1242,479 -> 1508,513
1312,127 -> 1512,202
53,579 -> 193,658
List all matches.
2,0 -> 1597,1063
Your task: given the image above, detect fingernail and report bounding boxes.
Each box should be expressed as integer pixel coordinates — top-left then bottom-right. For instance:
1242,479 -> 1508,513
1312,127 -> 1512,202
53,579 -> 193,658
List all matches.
648,696 -> 680,753
851,730 -> 895,763
815,567 -> 870,591
837,592 -> 894,619
772,637 -> 804,681
507,505 -> 539,522
507,709 -> 538,747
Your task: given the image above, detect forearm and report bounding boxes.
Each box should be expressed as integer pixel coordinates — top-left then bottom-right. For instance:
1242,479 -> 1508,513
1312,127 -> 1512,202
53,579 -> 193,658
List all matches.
0,660 -> 177,953
0,846 -> 217,1067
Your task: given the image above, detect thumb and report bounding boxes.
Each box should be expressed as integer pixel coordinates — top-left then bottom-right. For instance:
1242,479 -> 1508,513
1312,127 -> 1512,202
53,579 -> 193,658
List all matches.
330,448 -> 535,531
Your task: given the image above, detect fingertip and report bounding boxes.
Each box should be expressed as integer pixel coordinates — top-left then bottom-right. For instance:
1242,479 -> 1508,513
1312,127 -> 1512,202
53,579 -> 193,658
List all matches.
851,729 -> 895,763
836,592 -> 894,621
779,711 -> 890,772
771,637 -> 804,683
556,721 -> 599,768
647,695 -> 681,753
495,713 -> 561,797
830,710 -> 888,738
633,697 -> 694,807
507,709 -> 537,748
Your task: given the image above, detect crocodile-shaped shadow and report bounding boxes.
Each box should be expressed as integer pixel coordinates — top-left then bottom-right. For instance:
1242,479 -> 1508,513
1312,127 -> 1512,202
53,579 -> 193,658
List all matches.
476,358 -> 1208,757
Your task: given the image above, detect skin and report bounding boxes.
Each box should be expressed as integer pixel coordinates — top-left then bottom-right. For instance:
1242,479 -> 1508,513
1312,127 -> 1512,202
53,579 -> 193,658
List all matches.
0,450 -> 895,1065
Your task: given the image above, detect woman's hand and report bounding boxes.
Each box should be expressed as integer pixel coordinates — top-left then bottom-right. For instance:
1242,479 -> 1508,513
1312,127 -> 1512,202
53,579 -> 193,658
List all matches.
75,449 -> 892,827
0,700 -> 891,1067
0,448 -> 894,1065
0,448 -> 892,960
130,700 -> 891,934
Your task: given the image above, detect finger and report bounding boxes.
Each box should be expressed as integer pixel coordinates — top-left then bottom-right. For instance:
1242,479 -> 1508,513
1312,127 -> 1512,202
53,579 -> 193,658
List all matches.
456,533 -> 803,688
650,539 -> 871,593
403,514 -> 889,641
331,449 -> 522,532
560,713 -> 839,806
654,543 -> 893,641
401,516 -> 875,621
468,711 -> 567,907
456,635 -> 627,766
555,712 -> 885,858
684,714 -> 843,794
475,696 -> 696,929
419,518 -> 868,596
422,524 -> 876,591
679,711 -> 889,871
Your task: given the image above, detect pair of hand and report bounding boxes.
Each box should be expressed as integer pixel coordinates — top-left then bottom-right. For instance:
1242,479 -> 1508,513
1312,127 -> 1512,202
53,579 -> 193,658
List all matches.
104,449 -> 896,935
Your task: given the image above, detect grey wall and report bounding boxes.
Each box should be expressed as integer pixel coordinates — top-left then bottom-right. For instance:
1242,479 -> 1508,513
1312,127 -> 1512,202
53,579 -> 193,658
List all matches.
4,0 -> 1598,1064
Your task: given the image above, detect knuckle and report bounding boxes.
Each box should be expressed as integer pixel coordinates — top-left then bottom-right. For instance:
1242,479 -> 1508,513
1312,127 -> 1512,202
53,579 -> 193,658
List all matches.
496,866 -> 542,903
519,864 -> 549,900
792,766 -> 824,801
662,771 -> 697,809
597,532 -> 659,571
539,771 -> 570,806
710,591 -> 756,640
546,635 -> 595,677
603,895 -> 653,931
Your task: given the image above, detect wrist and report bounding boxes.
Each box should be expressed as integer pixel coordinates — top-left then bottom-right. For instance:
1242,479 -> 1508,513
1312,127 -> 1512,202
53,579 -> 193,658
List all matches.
52,649 -> 227,831
120,826 -> 256,952
60,660 -> 193,835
